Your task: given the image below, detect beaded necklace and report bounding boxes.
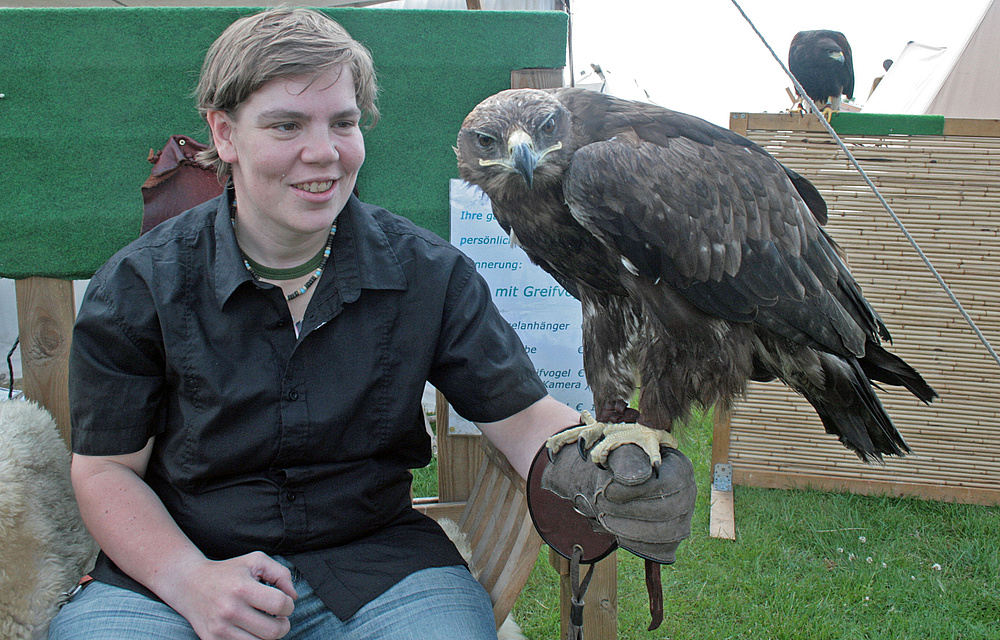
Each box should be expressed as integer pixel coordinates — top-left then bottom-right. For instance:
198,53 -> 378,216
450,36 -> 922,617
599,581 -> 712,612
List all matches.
231,199 -> 337,301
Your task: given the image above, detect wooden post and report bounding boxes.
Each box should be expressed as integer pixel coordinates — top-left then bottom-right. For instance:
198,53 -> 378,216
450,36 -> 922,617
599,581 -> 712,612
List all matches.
712,110 -> 751,542
710,407 -> 737,540
14,276 -> 75,446
511,68 -> 564,90
711,405 -> 731,471
729,112 -> 749,136
435,390 -> 483,503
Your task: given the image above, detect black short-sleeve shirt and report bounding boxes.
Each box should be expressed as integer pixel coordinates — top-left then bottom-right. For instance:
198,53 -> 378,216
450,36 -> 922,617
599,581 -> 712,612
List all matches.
69,191 -> 547,619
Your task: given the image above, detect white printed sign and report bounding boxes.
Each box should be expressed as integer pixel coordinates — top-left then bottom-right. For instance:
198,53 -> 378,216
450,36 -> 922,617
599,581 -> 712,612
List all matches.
447,179 -> 593,434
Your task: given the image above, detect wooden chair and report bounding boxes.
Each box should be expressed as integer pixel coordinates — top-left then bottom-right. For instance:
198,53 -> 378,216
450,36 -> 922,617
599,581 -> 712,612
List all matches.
458,437 -> 542,628
420,417 -> 618,637
412,391 -> 542,630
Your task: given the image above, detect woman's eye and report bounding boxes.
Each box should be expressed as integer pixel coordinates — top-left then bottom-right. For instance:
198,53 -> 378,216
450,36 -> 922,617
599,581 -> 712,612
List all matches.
274,123 -> 299,133
476,134 -> 495,149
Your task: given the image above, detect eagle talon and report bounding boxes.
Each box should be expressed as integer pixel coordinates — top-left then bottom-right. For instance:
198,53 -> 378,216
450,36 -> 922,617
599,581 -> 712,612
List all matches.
545,411 -> 608,457
545,411 -> 679,473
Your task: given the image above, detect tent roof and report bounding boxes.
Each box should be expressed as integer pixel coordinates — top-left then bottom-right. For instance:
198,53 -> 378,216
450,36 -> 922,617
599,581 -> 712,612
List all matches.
865,0 -> 1000,117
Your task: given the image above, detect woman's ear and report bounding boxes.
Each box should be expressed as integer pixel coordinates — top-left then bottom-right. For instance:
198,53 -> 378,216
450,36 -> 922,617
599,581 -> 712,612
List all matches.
206,110 -> 238,164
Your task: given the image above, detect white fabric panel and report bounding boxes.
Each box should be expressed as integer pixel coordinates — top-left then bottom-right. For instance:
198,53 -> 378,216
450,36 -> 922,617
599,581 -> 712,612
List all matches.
865,0 -> 1000,117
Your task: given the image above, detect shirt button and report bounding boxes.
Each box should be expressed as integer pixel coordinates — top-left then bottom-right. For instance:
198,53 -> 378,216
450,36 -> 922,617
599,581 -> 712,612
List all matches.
287,390 -> 299,402
287,492 -> 297,502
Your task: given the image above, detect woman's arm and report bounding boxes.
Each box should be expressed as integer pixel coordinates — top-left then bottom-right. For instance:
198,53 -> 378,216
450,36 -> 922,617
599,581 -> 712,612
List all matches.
475,394 -> 581,480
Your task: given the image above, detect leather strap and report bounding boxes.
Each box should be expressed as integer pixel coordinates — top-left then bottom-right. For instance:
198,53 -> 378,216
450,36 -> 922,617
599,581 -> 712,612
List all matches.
568,545 -> 596,640
644,559 -> 664,631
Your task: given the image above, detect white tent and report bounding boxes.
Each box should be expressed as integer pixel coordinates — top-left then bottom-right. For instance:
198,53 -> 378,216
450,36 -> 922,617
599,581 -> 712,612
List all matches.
865,0 -> 1000,117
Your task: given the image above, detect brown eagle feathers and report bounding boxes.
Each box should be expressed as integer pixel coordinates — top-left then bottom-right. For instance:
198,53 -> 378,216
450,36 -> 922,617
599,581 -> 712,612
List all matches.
457,88 -> 935,462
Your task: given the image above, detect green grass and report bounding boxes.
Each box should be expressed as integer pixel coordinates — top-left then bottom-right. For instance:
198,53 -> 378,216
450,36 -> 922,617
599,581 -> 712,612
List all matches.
413,411 -> 1000,639
411,453 -> 438,499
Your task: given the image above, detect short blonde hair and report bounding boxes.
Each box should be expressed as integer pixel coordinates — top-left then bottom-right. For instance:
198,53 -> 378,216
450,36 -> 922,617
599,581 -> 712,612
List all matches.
196,7 -> 379,177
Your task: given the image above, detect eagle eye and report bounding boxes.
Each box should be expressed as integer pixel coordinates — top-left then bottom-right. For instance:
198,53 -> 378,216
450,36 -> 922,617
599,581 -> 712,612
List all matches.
541,115 -> 557,135
476,133 -> 496,149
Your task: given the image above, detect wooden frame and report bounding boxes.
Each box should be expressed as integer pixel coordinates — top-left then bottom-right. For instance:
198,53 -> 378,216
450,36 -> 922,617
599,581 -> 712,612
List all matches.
713,112 -> 1000,507
14,277 -> 74,446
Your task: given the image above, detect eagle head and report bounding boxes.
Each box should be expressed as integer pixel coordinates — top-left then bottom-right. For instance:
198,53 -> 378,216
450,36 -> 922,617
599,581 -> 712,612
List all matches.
456,89 -> 573,194
825,44 -> 846,65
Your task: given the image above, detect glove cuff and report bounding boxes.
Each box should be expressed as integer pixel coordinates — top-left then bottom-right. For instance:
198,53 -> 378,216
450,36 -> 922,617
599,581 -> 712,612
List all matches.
526,440 -> 617,564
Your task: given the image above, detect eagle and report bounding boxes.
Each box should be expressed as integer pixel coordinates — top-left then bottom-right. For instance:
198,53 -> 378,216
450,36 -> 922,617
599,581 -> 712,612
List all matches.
789,29 -> 855,115
456,87 -> 936,469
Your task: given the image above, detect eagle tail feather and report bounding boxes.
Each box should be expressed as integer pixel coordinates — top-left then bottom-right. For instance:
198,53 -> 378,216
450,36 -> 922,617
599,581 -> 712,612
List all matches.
799,354 -> 911,462
860,343 -> 938,404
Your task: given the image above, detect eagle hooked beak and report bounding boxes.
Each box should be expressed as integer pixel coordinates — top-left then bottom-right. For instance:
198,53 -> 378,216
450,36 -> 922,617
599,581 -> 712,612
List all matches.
508,129 -> 539,189
830,51 -> 845,64
477,128 -> 562,189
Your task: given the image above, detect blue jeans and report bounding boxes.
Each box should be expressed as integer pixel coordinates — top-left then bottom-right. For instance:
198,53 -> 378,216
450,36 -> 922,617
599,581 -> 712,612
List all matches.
47,559 -> 498,640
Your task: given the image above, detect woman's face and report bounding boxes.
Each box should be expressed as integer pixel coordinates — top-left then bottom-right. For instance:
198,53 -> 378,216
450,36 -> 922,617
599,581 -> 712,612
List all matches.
208,65 -> 365,241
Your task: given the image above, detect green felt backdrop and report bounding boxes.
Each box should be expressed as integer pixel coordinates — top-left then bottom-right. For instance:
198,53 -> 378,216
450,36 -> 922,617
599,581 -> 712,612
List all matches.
0,7 -> 567,279
830,112 -> 945,136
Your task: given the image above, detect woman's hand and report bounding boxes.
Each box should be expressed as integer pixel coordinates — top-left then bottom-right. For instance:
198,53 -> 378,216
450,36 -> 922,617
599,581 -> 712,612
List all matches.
163,551 -> 297,640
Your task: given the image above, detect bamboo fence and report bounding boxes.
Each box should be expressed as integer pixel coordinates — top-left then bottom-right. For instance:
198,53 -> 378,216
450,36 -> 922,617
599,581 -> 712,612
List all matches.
722,112 -> 1000,505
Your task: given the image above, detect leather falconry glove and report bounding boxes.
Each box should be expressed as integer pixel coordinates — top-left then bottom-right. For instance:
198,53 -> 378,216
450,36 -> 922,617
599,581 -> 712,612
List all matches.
527,421 -> 696,636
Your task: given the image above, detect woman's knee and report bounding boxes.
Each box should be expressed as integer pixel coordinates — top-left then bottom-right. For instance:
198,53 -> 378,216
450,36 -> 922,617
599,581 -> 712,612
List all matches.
355,566 -> 497,639
47,581 -> 198,640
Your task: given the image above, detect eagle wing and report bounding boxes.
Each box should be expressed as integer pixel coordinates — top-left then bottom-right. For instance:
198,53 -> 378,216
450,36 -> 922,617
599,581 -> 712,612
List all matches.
557,95 -> 881,357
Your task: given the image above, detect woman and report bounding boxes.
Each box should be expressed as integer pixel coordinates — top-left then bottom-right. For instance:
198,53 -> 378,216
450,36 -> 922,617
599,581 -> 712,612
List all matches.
49,8 -> 579,639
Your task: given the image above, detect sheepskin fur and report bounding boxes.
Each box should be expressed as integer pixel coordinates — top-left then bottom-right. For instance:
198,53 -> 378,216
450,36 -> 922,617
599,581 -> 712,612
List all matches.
438,518 -> 528,640
0,400 -> 98,640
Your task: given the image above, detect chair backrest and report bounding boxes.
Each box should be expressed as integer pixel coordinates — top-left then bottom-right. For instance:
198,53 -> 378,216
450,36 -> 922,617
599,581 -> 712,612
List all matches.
458,438 -> 542,628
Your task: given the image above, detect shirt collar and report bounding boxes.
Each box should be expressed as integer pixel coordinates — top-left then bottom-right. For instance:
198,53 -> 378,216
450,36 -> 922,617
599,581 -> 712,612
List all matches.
314,194 -> 408,310
212,190 -> 407,309
213,187 -> 254,308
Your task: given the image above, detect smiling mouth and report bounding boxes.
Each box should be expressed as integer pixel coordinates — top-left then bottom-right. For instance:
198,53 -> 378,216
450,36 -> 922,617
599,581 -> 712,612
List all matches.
293,180 -> 335,193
